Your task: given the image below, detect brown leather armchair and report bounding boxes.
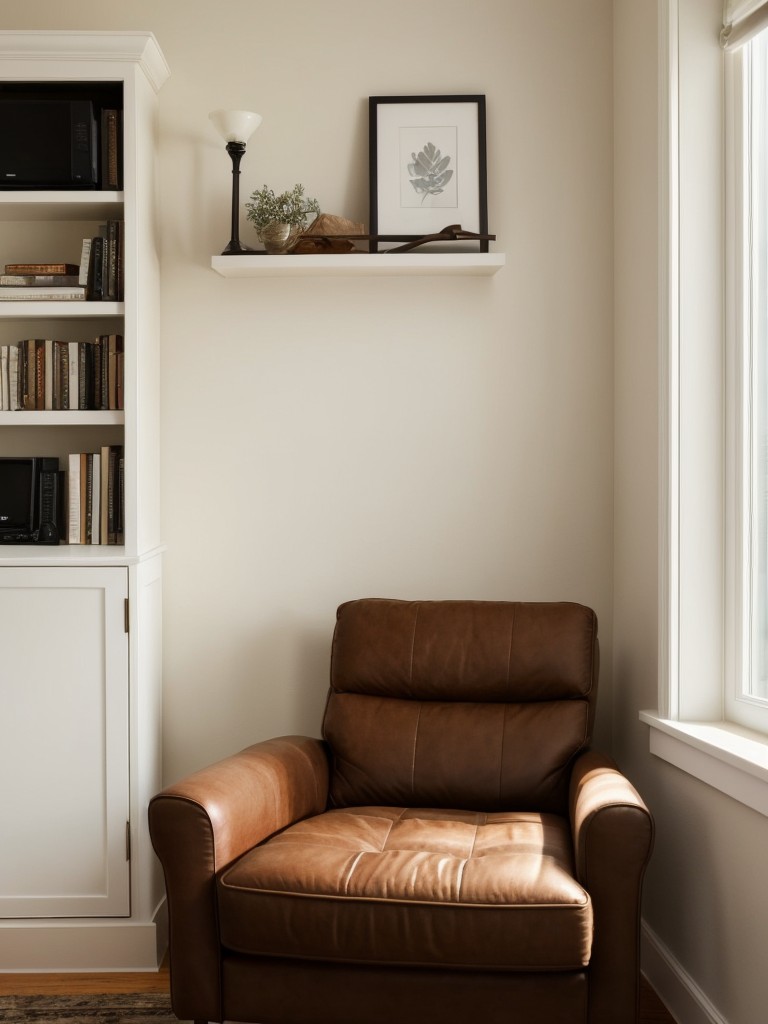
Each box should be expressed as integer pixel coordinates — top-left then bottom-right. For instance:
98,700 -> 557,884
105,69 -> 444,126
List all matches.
149,599 -> 653,1024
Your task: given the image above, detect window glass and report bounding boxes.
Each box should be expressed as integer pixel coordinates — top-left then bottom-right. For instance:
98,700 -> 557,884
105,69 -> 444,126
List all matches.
750,32 -> 768,701
729,28 -> 768,724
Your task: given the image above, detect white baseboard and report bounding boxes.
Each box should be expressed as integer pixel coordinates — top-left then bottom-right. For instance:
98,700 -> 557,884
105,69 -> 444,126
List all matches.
641,920 -> 729,1024
0,916 -> 165,973
153,895 -> 168,965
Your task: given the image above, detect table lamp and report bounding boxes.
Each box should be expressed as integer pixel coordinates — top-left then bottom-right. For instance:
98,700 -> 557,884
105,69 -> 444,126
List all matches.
209,109 -> 262,255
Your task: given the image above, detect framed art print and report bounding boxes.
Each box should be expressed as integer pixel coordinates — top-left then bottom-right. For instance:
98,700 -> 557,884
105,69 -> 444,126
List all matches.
369,94 -> 488,251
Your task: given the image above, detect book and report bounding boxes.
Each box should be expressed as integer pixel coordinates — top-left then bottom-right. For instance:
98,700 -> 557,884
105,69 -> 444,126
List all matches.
116,220 -> 124,300
35,339 -> 44,410
107,334 -> 123,409
87,236 -> 105,300
22,339 -> 36,411
0,287 -> 85,301
52,340 -> 61,410
107,448 -> 116,543
59,341 -> 69,411
0,337 -> 62,411
83,453 -> 92,544
106,220 -> 118,301
91,453 -> 101,545
44,339 -> 53,410
101,109 -> 122,190
100,445 -> 110,542
8,345 -> 19,411
10,342 -> 21,409
4,263 -> 79,275
0,347 -> 7,410
78,342 -> 96,410
116,450 -> 124,544
78,238 -> 92,287
0,274 -> 81,287
116,349 -> 124,410
68,342 -> 79,411
107,446 -> 123,544
92,337 -> 102,410
67,453 -> 81,544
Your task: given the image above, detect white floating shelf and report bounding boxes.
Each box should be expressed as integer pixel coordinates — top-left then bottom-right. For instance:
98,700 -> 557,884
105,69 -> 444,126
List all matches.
211,251 -> 506,278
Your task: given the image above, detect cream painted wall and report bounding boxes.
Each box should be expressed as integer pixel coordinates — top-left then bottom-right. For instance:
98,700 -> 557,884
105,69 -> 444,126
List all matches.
614,2 -> 768,1023
0,0 -> 615,781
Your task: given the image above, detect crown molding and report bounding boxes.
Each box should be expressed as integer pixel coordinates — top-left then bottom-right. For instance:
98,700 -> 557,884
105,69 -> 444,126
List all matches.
0,31 -> 170,92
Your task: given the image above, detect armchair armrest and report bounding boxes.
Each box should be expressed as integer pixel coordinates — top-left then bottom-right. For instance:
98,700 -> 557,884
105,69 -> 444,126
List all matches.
149,735 -> 329,1024
569,750 -> 654,1024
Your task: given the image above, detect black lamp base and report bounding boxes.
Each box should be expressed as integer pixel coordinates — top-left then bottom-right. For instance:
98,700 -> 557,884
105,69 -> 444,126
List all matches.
220,239 -> 259,255
220,140 -> 258,256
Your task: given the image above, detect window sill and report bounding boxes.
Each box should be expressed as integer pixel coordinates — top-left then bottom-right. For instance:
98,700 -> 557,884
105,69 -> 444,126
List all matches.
639,711 -> 768,817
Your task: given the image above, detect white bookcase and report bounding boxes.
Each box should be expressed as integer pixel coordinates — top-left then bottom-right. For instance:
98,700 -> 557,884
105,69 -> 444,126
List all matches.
0,32 -> 169,970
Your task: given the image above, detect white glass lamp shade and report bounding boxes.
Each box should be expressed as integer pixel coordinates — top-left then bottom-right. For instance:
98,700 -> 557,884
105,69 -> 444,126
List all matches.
209,109 -> 262,144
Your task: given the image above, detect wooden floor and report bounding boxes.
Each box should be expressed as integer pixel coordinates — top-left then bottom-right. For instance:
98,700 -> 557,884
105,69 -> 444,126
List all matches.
639,977 -> 678,1023
0,963 -> 676,1023
0,960 -> 171,996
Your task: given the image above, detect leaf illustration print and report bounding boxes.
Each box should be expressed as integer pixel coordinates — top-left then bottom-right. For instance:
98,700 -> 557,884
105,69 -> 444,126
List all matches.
407,142 -> 454,204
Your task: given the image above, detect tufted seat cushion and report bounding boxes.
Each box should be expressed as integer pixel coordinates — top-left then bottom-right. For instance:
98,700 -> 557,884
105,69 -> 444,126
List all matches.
218,805 -> 592,971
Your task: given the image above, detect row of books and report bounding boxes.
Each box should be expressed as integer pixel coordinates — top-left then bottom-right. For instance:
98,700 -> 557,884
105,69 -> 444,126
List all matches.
0,220 -> 124,302
0,262 -> 85,302
0,335 -> 124,412
81,221 -> 124,301
67,447 -> 124,546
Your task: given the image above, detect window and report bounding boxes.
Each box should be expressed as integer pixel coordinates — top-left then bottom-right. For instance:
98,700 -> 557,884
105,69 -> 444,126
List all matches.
725,22 -> 768,732
643,0 -> 768,820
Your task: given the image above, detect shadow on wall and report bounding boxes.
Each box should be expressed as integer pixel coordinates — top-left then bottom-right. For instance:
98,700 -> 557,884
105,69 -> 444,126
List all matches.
220,610 -> 336,751
640,758 -> 765,1022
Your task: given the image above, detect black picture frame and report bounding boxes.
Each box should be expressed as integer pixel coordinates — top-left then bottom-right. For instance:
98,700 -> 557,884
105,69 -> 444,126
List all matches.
369,94 -> 488,253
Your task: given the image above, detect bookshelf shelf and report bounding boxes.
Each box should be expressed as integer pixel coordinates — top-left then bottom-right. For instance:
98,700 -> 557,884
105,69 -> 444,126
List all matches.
0,543 -> 164,567
0,301 -> 124,318
0,410 -> 124,426
0,191 -> 124,221
0,299 -> 123,315
211,251 -> 506,278
0,545 -> 129,566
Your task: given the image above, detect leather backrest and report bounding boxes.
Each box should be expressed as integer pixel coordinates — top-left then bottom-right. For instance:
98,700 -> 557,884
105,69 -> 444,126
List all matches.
322,599 -> 598,814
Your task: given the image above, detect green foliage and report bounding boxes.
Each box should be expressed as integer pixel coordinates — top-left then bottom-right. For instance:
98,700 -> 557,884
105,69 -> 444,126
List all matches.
245,183 -> 321,230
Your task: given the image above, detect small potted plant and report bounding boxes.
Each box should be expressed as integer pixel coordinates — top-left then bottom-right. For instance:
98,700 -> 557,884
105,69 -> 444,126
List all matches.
245,183 -> 321,254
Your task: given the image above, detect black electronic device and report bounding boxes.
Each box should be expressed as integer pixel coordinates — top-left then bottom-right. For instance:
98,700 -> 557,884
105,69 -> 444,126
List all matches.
0,457 -> 61,544
0,99 -> 97,189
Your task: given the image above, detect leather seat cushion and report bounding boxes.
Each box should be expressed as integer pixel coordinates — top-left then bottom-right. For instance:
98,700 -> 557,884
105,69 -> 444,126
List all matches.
218,806 -> 592,971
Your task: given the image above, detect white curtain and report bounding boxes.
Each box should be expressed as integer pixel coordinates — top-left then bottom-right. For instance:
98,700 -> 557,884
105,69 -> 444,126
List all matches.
722,0 -> 768,48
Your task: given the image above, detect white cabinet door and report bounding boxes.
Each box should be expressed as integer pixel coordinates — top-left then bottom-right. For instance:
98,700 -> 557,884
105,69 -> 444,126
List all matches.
0,566 -> 130,918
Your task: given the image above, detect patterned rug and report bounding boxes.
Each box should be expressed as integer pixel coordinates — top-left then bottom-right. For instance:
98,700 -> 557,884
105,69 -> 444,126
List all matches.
0,992 -> 189,1023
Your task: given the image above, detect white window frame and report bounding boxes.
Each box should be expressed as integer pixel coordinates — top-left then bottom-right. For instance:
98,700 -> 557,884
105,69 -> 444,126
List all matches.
642,0 -> 768,819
